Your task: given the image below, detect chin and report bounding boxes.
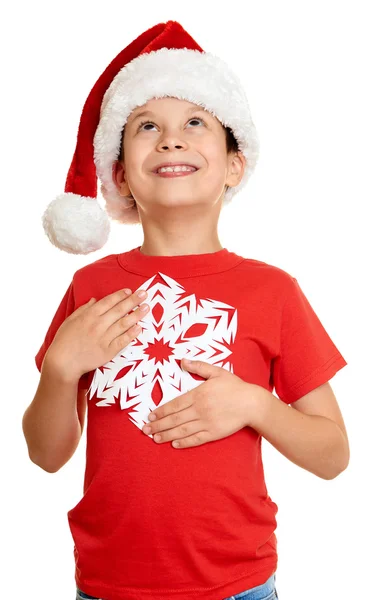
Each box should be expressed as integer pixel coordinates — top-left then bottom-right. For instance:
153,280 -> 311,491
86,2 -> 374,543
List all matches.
151,192 -> 204,204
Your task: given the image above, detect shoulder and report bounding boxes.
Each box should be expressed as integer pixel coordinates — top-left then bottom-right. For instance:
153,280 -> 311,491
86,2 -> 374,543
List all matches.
234,254 -> 296,298
71,253 -> 119,283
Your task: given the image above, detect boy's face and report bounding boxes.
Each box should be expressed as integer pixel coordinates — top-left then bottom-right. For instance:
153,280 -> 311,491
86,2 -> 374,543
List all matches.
113,97 -> 245,215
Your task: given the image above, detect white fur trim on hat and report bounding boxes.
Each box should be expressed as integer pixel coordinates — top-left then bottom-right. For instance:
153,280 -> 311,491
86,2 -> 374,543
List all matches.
93,48 -> 259,222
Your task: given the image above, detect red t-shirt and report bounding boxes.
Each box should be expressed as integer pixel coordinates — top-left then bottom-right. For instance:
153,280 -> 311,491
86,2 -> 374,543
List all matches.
34,246 -> 347,600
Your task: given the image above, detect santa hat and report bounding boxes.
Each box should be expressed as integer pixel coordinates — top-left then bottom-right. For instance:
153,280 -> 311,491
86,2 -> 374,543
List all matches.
42,20 -> 260,255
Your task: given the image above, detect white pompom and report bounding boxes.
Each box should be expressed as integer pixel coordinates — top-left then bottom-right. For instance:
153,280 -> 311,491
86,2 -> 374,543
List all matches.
42,192 -> 111,255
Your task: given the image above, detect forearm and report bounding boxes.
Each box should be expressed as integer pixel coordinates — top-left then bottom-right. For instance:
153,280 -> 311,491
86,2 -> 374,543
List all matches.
248,385 -> 349,480
22,354 -> 82,473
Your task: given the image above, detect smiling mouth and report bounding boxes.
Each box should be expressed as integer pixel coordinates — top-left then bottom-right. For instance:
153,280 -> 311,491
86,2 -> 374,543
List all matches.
153,168 -> 200,178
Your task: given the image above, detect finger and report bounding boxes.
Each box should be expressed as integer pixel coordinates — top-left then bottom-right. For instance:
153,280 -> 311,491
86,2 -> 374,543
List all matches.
144,408 -> 197,435
148,394 -> 193,422
107,302 -> 150,345
108,322 -> 143,353
79,297 -> 97,310
92,288 -> 145,316
151,418 -> 202,444
104,289 -> 149,327
67,297 -> 96,320
93,289 -> 149,335
171,431 -> 208,448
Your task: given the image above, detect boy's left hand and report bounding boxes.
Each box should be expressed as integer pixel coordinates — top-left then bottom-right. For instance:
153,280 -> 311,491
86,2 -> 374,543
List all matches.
142,358 -> 262,448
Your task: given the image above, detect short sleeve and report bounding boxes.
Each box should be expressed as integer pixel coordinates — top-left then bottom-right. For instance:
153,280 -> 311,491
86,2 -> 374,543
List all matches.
271,277 -> 347,404
34,280 -> 89,390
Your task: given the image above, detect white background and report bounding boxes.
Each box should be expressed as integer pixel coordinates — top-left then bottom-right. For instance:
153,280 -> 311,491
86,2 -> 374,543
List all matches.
2,1 -> 375,599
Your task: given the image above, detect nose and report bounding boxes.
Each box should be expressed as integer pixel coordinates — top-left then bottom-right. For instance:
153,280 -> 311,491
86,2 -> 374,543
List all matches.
157,135 -> 188,152
160,143 -> 184,150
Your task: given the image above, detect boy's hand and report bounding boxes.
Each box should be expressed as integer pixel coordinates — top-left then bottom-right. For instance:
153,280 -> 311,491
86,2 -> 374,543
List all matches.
142,358 -> 262,448
45,288 -> 150,382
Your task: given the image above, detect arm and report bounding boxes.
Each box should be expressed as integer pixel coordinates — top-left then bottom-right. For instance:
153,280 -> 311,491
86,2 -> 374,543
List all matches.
249,383 -> 350,480
22,354 -> 84,473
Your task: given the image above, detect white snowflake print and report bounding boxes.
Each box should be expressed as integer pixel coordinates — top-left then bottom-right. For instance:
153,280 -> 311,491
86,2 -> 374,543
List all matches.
86,272 -> 238,435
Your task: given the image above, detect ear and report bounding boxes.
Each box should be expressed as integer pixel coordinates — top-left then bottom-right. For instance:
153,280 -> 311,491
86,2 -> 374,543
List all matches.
112,160 -> 132,198
225,151 -> 247,189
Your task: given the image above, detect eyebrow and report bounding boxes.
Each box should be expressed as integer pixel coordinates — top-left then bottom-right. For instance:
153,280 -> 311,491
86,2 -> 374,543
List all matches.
128,105 -> 208,125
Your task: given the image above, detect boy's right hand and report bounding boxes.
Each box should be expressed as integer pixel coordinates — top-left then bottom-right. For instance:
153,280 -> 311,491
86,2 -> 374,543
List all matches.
44,288 -> 150,382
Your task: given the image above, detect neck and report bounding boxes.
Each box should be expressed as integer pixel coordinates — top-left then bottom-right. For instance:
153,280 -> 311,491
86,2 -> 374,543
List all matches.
138,213 -> 223,257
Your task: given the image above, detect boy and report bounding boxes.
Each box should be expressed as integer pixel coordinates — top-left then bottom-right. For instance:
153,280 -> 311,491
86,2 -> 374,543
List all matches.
22,20 -> 349,600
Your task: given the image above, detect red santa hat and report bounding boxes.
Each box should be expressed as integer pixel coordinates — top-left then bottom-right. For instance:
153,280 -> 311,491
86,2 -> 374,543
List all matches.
42,20 -> 260,255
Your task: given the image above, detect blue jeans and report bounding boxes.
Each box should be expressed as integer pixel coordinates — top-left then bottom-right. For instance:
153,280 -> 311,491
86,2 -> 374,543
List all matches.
76,572 -> 279,600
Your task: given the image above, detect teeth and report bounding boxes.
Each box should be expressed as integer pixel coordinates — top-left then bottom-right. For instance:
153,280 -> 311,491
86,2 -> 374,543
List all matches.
158,165 -> 196,173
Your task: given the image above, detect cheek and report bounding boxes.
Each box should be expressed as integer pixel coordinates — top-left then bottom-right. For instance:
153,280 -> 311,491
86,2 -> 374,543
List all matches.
123,146 -> 148,177
206,151 -> 228,178
124,137 -> 148,161
197,138 -> 227,170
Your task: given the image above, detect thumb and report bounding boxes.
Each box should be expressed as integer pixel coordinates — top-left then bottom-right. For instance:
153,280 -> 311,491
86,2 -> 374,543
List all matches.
74,297 -> 97,314
181,358 -> 220,379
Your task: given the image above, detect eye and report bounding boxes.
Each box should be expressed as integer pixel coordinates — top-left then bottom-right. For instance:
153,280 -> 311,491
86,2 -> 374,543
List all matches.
186,117 -> 205,127
137,116 -> 206,132
137,120 -> 157,132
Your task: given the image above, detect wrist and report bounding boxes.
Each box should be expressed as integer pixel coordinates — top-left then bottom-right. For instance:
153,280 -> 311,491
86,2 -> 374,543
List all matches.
245,383 -> 273,431
42,349 -> 82,386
